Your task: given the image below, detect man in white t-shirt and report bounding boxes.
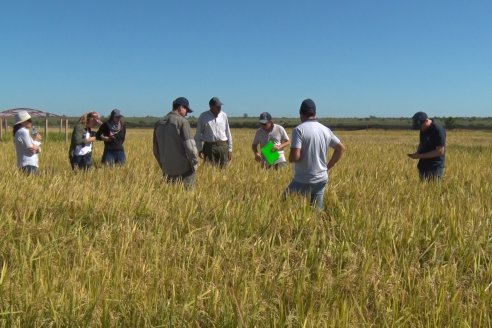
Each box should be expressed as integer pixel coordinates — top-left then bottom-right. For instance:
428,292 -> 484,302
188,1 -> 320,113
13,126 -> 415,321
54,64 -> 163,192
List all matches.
284,99 -> 345,210
251,112 -> 290,169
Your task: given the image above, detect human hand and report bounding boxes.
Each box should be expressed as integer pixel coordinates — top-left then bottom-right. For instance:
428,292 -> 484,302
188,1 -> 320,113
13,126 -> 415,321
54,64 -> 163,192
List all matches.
228,152 -> 232,161
254,153 -> 262,162
407,153 -> 420,159
199,151 -> 204,159
273,144 -> 281,151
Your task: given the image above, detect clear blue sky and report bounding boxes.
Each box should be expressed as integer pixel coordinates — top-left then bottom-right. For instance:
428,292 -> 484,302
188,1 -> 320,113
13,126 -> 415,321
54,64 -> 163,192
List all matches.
1,0 -> 491,118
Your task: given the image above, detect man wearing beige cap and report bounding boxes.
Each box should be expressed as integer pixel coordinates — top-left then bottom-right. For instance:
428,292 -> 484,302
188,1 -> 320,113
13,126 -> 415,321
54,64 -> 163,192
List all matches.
194,97 -> 232,168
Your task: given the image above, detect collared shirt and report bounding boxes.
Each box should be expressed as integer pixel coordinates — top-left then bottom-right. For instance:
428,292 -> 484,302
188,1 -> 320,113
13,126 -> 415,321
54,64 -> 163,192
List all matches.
194,110 -> 232,152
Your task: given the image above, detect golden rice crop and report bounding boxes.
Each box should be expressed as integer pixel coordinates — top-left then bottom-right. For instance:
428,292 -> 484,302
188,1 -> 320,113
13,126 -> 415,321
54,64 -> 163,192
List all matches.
0,128 -> 491,327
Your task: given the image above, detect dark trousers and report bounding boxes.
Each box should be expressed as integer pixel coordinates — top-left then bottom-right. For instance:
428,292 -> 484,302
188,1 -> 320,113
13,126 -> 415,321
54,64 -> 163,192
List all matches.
21,165 -> 39,175
165,170 -> 195,189
419,167 -> 444,181
203,142 -> 229,168
71,153 -> 93,170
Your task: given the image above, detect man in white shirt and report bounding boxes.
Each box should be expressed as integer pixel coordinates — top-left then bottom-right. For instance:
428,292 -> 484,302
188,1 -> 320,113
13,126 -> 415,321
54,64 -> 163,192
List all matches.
284,99 -> 345,210
252,112 -> 290,169
194,97 -> 232,168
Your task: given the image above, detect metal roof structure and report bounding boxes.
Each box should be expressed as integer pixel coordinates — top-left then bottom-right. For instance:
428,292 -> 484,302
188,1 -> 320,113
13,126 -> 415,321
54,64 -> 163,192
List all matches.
0,108 -> 64,118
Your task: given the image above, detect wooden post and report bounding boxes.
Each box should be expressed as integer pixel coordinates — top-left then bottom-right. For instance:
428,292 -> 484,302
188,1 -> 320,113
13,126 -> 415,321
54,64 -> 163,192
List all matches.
59,118 -> 63,133
45,114 -> 49,141
4,117 -> 7,134
0,117 -> 3,140
65,118 -> 69,142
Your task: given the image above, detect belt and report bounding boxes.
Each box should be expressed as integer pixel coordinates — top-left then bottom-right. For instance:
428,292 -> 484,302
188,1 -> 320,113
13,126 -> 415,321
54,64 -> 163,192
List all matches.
204,140 -> 228,146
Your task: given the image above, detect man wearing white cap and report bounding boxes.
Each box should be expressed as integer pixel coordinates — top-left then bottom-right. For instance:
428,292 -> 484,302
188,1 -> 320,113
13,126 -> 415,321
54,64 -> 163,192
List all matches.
13,110 -> 40,175
252,112 -> 290,169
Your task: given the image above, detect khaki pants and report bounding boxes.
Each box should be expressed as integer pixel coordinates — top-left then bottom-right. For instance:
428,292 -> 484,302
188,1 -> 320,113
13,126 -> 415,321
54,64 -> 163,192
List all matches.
203,142 -> 229,168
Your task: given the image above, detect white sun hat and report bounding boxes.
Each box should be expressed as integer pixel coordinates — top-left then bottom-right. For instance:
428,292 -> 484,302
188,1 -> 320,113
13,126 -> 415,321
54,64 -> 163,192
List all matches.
14,111 -> 32,125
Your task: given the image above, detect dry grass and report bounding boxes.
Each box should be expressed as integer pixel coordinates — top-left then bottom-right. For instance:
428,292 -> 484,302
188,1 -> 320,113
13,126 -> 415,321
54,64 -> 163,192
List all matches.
0,128 -> 491,327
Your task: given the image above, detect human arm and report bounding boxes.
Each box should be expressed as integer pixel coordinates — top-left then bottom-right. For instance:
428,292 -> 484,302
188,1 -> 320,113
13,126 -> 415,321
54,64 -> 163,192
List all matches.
252,143 -> 262,162
274,126 -> 290,151
288,127 -> 301,163
152,124 -> 161,166
407,146 -> 445,159
225,115 -> 233,153
194,115 -> 204,159
181,121 -> 199,170
327,142 -> 345,169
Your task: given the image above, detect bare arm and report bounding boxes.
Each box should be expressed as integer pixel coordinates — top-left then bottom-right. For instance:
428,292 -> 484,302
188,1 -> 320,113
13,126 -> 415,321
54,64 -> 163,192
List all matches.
408,146 -> 445,159
328,142 -> 345,169
289,148 -> 301,163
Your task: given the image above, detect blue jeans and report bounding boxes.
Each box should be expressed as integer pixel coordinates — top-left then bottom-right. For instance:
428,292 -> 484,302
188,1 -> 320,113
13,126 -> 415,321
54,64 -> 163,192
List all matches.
71,153 -> 93,170
285,179 -> 327,210
165,170 -> 195,190
419,167 -> 444,181
102,150 -> 126,166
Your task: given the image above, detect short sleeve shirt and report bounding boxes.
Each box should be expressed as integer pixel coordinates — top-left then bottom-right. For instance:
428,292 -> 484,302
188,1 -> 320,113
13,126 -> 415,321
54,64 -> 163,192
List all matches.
253,124 -> 290,163
417,120 -> 446,171
291,120 -> 340,183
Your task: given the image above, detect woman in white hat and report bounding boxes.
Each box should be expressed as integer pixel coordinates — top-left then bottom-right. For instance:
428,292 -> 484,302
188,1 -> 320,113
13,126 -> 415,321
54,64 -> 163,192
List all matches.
13,110 -> 40,175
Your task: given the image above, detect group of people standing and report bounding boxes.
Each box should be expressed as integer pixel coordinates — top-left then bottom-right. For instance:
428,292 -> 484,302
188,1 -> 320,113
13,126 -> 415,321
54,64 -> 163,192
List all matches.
12,108 -> 127,174
152,96 -> 347,209
12,98 -> 446,210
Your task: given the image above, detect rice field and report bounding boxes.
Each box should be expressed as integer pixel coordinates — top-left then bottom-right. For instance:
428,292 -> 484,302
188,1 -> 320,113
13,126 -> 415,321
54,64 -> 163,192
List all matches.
0,128 -> 491,327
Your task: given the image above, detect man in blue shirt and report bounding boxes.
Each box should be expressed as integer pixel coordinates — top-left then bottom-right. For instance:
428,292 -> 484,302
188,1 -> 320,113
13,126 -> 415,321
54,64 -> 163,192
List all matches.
407,111 -> 446,180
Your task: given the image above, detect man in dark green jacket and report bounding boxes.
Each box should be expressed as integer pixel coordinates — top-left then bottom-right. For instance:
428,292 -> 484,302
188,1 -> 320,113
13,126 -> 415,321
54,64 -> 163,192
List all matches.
153,97 -> 199,189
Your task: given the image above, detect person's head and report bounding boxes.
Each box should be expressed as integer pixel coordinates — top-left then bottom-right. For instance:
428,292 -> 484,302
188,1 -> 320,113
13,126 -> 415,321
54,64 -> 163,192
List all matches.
412,111 -> 431,131
259,112 -> 273,131
209,97 -> 223,116
172,97 -> 193,117
78,111 -> 102,128
31,127 -> 42,141
299,99 -> 316,122
13,111 -> 32,136
109,109 -> 123,124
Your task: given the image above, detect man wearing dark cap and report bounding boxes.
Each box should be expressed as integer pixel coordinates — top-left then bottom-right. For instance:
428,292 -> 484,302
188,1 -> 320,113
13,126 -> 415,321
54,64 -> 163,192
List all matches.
96,109 -> 127,166
153,97 -> 199,189
284,99 -> 345,210
252,112 -> 290,169
407,111 -> 446,180
194,97 -> 232,168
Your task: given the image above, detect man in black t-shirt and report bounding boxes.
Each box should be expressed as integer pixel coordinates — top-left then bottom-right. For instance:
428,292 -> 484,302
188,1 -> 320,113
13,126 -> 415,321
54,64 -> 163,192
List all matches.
407,111 -> 446,180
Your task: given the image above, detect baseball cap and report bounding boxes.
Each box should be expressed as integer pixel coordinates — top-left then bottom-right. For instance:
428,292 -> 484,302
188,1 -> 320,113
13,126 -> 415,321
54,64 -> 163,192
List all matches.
259,112 -> 272,124
412,111 -> 428,130
173,97 -> 193,113
14,110 -> 32,125
111,109 -> 122,117
209,97 -> 223,107
300,99 -> 316,116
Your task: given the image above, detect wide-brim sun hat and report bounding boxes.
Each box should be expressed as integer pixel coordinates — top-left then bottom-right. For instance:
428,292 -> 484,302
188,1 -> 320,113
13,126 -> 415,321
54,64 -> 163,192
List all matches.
14,110 -> 32,125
